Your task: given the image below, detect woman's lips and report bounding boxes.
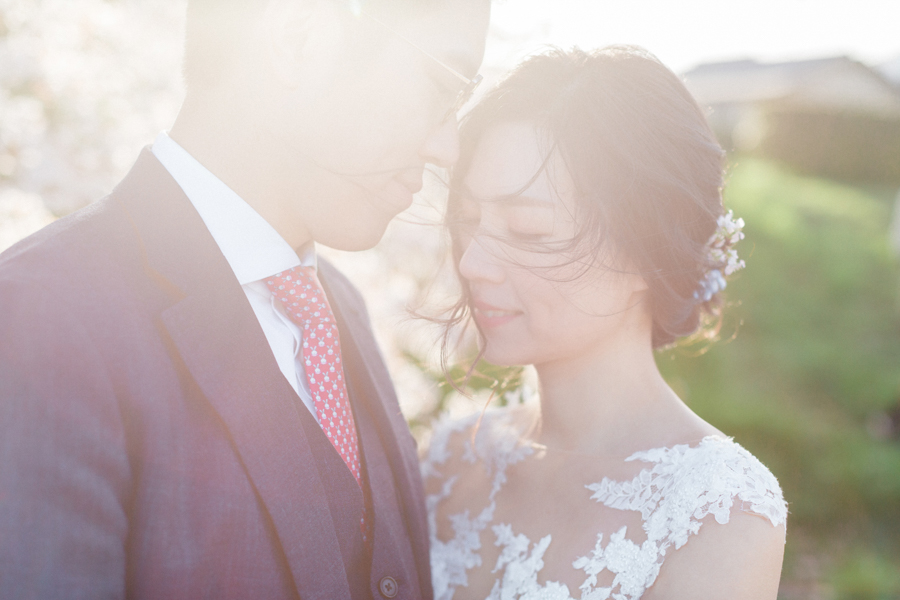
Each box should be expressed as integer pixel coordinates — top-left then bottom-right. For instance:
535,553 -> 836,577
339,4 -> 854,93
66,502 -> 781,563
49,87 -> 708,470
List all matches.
471,302 -> 522,328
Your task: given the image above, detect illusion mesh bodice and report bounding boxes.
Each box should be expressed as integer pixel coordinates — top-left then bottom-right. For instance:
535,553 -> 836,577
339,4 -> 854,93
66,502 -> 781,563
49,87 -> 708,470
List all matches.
422,407 -> 787,600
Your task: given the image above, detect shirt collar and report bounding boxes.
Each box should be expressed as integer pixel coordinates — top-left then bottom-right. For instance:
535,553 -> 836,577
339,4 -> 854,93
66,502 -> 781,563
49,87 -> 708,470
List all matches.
151,132 -> 314,285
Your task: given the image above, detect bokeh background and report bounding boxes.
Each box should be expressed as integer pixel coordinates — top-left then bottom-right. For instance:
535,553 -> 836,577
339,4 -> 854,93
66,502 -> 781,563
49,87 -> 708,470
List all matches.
1,0 -> 899,597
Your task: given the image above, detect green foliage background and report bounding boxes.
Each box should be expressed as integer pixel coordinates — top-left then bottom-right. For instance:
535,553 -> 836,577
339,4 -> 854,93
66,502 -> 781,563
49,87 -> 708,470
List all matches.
664,157 -> 900,598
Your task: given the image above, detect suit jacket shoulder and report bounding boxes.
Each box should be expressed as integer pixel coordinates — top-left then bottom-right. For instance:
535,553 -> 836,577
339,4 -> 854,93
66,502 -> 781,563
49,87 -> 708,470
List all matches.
0,149 -> 433,600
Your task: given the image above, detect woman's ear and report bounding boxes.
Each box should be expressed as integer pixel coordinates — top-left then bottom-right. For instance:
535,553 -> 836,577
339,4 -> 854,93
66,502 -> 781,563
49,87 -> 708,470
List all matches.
612,250 -> 650,296
622,260 -> 650,309
632,273 -> 650,294
262,0 -> 346,90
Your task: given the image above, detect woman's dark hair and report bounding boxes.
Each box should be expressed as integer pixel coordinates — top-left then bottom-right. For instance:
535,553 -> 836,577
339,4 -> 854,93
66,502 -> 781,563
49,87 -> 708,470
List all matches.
444,45 -> 729,357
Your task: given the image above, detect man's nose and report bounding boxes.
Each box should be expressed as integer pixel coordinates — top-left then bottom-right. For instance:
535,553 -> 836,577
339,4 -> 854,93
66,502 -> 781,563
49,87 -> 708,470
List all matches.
419,114 -> 461,168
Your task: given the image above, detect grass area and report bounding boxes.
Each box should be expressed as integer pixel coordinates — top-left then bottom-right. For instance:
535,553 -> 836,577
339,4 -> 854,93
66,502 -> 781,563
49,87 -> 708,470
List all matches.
657,157 -> 900,598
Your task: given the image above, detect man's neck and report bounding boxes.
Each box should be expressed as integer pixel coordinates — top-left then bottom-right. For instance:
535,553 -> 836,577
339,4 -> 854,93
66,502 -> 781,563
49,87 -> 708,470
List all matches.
168,96 -> 313,250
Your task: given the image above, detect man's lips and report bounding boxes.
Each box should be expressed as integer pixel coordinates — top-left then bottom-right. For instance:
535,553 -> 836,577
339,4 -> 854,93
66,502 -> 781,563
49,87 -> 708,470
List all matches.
397,168 -> 425,196
375,179 -> 418,214
401,178 -> 423,196
373,170 -> 422,214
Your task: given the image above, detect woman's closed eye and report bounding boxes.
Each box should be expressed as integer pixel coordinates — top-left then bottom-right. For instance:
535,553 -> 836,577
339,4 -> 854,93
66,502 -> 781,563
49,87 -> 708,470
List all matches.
505,206 -> 555,242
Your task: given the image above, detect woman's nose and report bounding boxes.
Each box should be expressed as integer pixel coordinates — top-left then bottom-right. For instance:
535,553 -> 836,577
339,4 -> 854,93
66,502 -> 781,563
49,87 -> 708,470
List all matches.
458,236 -> 505,284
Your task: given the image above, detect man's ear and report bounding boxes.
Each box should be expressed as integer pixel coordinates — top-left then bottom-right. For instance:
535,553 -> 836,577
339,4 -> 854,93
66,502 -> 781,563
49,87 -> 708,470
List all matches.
263,0 -> 346,90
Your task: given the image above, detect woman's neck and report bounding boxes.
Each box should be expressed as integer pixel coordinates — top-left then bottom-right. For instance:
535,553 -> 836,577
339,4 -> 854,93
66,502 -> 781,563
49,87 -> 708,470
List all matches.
533,334 -> 693,457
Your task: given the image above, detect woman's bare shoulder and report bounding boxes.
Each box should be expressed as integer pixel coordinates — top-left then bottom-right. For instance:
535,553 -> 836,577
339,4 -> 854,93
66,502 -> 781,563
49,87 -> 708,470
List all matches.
645,509 -> 786,600
635,435 -> 788,600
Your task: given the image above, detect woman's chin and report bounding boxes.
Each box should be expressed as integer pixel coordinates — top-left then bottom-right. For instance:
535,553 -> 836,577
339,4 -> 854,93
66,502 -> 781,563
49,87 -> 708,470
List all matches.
481,346 -> 530,369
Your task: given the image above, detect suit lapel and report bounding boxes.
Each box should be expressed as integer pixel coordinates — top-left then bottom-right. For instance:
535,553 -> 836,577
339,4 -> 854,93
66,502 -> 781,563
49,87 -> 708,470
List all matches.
318,261 -> 432,597
317,261 -> 421,493
116,150 -> 352,600
317,261 -> 422,504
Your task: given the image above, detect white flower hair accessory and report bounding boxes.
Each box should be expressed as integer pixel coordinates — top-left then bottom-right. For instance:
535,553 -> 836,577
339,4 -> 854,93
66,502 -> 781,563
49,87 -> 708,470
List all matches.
694,210 -> 745,302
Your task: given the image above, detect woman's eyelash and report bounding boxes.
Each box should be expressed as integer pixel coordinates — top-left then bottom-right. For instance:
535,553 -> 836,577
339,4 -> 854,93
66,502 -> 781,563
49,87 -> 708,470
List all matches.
508,230 -> 546,242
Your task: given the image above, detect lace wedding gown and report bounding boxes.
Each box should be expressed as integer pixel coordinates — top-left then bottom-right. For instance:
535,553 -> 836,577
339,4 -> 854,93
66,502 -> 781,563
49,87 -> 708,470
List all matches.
422,407 -> 787,600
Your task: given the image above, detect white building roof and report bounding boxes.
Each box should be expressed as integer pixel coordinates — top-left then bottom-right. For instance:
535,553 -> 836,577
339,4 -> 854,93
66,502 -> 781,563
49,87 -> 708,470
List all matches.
683,56 -> 900,117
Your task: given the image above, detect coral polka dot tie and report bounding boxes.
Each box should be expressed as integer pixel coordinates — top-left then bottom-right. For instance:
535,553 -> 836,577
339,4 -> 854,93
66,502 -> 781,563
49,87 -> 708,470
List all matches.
266,266 -> 365,496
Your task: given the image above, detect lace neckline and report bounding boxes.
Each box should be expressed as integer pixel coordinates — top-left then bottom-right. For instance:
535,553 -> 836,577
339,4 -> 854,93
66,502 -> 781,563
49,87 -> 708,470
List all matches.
424,408 -> 788,600
525,434 -> 719,461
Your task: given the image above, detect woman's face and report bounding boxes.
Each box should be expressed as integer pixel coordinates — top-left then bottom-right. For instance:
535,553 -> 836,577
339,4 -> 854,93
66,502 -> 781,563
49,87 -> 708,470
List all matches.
454,121 -> 650,368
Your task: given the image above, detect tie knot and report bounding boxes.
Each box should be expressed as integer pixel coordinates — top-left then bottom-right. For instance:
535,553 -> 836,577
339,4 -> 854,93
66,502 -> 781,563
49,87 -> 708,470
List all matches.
265,266 -> 331,325
267,265 -> 316,287
266,266 -> 320,294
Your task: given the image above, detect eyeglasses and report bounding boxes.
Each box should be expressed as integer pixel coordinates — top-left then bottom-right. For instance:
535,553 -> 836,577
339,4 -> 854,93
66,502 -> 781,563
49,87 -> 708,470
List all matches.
357,9 -> 483,122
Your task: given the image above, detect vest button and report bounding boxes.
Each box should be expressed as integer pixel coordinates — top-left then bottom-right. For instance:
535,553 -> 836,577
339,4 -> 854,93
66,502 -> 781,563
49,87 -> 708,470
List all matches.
379,576 -> 398,598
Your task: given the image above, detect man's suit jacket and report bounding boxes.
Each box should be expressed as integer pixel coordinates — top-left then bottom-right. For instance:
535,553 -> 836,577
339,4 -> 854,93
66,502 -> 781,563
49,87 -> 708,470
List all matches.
0,150 -> 432,600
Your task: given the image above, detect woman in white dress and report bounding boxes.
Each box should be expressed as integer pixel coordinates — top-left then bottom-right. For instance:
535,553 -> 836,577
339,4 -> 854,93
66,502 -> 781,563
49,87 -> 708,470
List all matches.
423,46 -> 787,600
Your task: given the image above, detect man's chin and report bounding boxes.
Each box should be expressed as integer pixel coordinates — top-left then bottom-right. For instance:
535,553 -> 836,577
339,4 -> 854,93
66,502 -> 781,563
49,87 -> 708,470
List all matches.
320,223 -> 391,253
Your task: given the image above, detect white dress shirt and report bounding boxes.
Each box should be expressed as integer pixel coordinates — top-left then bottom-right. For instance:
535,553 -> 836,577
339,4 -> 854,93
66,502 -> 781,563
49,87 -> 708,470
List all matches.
151,132 -> 318,419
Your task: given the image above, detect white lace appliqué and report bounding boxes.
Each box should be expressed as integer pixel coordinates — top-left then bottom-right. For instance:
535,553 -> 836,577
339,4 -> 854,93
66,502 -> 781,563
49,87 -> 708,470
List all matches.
424,411 -> 788,600
424,412 -> 536,600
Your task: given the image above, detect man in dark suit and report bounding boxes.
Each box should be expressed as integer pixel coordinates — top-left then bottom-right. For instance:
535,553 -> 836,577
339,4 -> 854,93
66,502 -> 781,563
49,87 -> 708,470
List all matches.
0,0 -> 489,598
